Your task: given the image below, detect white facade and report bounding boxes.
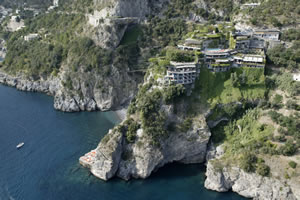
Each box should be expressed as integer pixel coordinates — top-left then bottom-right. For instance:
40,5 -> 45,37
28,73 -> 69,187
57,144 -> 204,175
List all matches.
254,29 -> 280,41
24,34 -> 39,41
241,3 -> 261,9
165,61 -> 199,85
177,44 -> 201,51
53,0 -> 59,7
293,74 -> 300,82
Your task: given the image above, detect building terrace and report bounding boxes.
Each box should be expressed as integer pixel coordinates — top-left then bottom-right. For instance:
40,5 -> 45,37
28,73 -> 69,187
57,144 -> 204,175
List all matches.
165,61 -> 199,85
253,29 -> 280,41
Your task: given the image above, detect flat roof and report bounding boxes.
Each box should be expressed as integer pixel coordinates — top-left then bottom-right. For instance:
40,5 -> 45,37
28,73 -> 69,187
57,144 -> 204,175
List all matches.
244,56 -> 263,63
177,45 -> 201,50
254,29 -> 280,33
204,48 -> 232,55
216,59 -> 230,63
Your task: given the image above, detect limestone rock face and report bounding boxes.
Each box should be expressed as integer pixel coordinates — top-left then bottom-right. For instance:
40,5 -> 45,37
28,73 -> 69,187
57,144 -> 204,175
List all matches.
0,67 -> 138,112
205,161 -> 297,200
88,0 -> 167,49
0,71 -> 60,95
80,115 -> 211,181
80,129 -> 124,180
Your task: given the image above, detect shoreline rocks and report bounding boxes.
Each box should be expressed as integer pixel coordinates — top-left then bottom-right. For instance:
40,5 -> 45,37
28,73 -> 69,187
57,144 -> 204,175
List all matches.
0,70 -> 133,112
204,161 -> 297,200
80,114 -> 211,181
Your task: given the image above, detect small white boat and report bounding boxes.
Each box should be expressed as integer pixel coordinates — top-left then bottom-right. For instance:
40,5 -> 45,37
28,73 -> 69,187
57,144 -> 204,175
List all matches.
16,142 -> 24,149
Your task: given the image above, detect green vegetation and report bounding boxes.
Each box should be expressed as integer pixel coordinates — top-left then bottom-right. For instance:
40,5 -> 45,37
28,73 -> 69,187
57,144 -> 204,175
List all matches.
145,16 -> 187,47
256,161 -> 271,176
60,0 -> 94,13
4,39 -> 64,77
229,35 -> 236,49
166,48 -> 195,62
164,0 -> 195,18
119,25 -> 143,46
239,153 -> 270,176
193,67 -> 266,107
268,111 -> 300,141
248,0 -> 300,27
3,12 -> 86,77
163,84 -> 186,104
286,100 -> 300,111
240,153 -> 257,173
281,29 -> 300,41
267,44 -> 300,70
271,94 -> 283,109
0,0 -> 52,9
289,161 -> 297,169
123,118 -> 140,143
212,108 -> 299,157
178,118 -> 193,132
132,84 -> 167,146
68,37 -> 112,74
267,72 -> 300,96
221,109 -> 273,154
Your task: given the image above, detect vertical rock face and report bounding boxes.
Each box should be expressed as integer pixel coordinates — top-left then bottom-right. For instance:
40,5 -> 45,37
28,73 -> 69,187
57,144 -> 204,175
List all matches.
93,0 -> 166,18
0,64 -> 139,112
205,161 -> 297,200
80,129 -> 124,180
80,115 -> 211,181
88,0 -> 167,49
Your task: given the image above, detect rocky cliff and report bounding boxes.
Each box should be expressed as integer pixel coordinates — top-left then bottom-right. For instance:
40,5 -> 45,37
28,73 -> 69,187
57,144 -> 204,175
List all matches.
80,113 -> 210,180
0,0 -> 166,112
0,63 -> 139,112
80,79 -> 211,180
205,160 -> 297,200
87,0 -> 167,49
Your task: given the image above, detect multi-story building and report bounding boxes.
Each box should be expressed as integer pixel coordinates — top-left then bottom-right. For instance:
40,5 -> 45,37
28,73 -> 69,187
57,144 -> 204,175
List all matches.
165,61 -> 199,85
232,54 -> 265,68
253,29 -> 280,41
233,34 -> 251,50
204,49 -> 232,62
207,58 -> 231,72
249,38 -> 265,52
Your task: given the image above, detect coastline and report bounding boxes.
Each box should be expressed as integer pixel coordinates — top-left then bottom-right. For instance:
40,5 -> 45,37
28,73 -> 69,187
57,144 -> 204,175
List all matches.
114,108 -> 127,122
0,70 -> 127,113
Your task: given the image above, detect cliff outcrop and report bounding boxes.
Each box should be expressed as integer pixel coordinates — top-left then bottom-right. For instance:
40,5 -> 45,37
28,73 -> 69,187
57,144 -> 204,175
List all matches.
80,81 -> 211,180
205,160 -> 297,200
0,63 -> 139,112
80,112 -> 211,180
87,0 -> 167,49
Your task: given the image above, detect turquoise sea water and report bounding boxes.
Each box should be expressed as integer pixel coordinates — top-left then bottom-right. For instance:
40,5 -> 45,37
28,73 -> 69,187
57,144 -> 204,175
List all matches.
0,85 -> 245,200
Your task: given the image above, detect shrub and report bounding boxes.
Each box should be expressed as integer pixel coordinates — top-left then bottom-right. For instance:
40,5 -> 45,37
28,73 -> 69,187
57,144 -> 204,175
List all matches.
124,118 -> 140,143
278,141 -> 297,156
256,163 -> 270,177
179,118 -> 193,132
271,94 -> 283,109
274,135 -> 286,142
163,84 -> 185,104
240,153 -> 257,173
166,48 -> 195,62
286,100 -> 300,110
288,161 -> 297,169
